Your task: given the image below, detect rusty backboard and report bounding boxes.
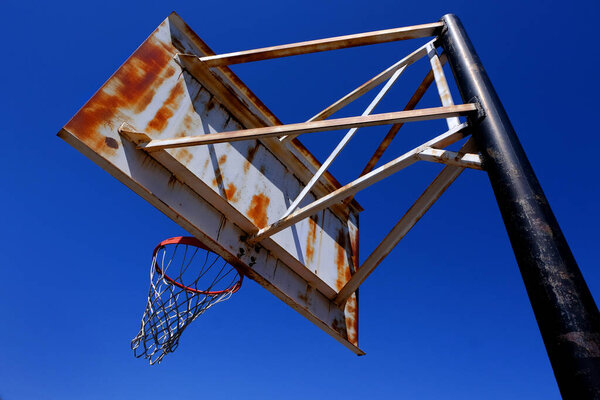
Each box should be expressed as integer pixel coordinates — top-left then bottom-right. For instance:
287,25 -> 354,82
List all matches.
58,12 -> 363,354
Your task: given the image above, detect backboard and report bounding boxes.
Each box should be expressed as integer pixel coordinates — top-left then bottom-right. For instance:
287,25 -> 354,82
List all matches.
59,9 -> 487,358
59,12 -> 363,354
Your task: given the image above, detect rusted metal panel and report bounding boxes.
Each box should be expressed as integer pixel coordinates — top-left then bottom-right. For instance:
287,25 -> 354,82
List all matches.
58,13 -> 361,354
167,16 -> 363,215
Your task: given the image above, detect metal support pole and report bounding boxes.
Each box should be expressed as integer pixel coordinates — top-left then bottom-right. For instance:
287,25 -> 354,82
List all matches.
440,14 -> 600,399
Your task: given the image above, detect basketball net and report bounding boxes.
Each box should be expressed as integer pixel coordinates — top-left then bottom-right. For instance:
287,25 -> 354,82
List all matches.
131,237 -> 243,364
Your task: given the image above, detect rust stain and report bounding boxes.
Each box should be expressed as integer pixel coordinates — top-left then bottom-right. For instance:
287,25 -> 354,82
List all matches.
176,148 -> 193,164
306,216 -> 317,264
183,113 -> 194,130
348,221 -> 359,272
65,35 -> 176,155
331,317 -> 346,336
345,296 -> 359,345
212,157 -> 225,192
146,80 -> 185,133
213,171 -> 224,190
298,290 -> 309,304
173,108 -> 196,138
218,154 -> 227,166
345,297 -> 357,317
316,210 -> 325,269
335,229 -> 350,291
206,96 -> 217,112
224,182 -> 239,202
104,137 -> 119,149
178,113 -> 195,137
331,294 -> 358,345
124,38 -> 174,113
243,142 -> 260,173
247,193 -> 270,229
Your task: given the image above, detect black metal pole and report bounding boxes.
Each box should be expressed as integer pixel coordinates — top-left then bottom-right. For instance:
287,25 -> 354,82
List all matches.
439,14 -> 600,399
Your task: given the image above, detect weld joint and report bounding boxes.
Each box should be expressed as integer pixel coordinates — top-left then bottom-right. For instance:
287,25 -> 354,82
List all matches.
468,96 -> 486,121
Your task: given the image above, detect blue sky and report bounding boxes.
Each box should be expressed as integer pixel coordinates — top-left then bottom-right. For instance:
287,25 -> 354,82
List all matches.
1,0 -> 598,399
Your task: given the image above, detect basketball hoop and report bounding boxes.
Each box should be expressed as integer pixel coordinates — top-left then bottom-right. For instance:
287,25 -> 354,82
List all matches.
131,236 -> 243,364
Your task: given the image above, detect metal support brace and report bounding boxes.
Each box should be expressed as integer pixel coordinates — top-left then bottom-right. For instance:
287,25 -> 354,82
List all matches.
280,39 -> 437,142
199,22 -> 444,67
281,66 -> 406,219
335,137 -> 478,304
416,147 -> 482,170
427,42 -> 460,129
133,105 -> 476,150
248,123 -> 470,244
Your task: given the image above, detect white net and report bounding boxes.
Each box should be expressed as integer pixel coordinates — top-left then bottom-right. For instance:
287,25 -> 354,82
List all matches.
131,237 -> 243,364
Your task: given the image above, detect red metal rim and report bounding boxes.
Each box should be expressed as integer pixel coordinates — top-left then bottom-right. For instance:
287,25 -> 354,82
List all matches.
152,236 -> 243,295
